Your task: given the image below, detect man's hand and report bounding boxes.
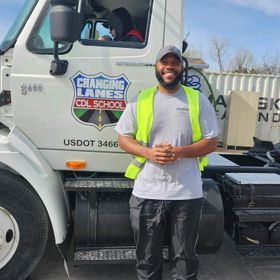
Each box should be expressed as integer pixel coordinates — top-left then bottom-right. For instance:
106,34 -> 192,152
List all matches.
118,134 -> 217,165
118,135 -> 176,165
146,142 -> 175,165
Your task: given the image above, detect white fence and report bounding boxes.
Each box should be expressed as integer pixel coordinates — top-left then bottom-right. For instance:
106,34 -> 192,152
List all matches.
188,70 -> 280,145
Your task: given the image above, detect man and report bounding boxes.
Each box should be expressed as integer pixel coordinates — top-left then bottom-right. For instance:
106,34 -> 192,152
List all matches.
108,7 -> 144,42
115,45 -> 219,280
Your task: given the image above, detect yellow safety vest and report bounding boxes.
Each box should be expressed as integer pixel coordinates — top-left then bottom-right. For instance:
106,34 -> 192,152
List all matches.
125,85 -> 208,179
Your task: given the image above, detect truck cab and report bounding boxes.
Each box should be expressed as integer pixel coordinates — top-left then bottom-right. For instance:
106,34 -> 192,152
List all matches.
0,0 -> 184,173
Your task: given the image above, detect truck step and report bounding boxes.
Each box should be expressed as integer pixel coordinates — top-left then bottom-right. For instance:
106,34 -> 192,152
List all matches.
74,247 -> 169,264
64,178 -> 133,191
234,209 -> 280,222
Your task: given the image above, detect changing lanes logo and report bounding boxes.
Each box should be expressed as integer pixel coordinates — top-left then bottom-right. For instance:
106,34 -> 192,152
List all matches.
71,72 -> 130,130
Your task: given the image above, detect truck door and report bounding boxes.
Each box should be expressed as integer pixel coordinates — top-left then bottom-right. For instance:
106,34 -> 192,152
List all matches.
10,0 -> 166,172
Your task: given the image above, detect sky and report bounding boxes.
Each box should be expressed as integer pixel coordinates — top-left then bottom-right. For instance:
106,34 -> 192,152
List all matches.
0,0 -> 280,71
184,0 -> 280,70
0,0 -> 24,43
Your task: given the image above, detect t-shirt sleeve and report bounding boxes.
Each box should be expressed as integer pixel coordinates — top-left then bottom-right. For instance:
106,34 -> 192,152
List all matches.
199,93 -> 220,139
115,98 -> 137,137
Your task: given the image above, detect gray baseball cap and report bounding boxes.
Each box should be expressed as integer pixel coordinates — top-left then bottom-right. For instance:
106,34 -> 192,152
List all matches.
156,45 -> 183,63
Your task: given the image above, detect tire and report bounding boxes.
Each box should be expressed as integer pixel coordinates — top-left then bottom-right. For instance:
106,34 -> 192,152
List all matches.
0,170 -> 49,280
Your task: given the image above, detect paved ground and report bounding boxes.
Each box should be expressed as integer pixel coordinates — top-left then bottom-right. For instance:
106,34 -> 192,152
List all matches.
29,233 -> 280,280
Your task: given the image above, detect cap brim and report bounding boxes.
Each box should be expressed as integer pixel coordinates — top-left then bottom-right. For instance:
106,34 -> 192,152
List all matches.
157,52 -> 182,62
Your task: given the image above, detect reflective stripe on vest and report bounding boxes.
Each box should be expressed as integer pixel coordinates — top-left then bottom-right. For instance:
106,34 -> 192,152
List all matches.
125,85 -> 208,179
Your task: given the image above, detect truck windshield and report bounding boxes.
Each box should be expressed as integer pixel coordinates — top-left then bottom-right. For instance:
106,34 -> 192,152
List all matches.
0,0 -> 38,52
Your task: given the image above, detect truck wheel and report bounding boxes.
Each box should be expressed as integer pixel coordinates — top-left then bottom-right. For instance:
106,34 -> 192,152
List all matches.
0,170 -> 49,280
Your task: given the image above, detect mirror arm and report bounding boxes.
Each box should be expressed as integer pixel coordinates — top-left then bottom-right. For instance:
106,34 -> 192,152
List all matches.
50,42 -> 68,76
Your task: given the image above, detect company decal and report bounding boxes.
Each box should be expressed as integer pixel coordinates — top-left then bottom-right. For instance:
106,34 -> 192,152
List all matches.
63,138 -> 118,148
187,74 -> 202,92
71,72 -> 130,130
258,97 -> 280,123
207,94 -> 280,123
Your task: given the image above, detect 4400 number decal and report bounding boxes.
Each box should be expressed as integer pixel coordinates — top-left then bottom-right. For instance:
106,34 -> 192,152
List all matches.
71,72 -> 130,130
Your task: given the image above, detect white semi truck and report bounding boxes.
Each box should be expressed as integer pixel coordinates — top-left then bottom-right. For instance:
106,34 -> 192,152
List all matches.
1,0 -> 280,279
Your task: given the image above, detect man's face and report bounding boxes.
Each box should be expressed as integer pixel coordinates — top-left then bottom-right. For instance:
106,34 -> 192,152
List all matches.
155,53 -> 183,90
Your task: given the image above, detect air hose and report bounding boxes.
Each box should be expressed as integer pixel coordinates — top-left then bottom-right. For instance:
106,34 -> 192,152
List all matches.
182,57 -> 217,112
188,66 -> 217,112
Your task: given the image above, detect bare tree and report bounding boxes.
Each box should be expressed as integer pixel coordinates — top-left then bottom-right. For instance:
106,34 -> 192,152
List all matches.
209,36 -> 229,72
228,48 -> 255,73
260,53 -> 280,75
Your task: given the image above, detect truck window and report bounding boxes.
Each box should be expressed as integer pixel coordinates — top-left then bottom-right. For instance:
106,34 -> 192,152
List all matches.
27,0 -> 152,53
79,0 -> 152,48
27,3 -> 71,54
0,0 -> 38,52
81,21 -> 113,41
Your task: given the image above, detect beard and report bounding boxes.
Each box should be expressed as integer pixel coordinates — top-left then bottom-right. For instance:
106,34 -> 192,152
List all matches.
155,68 -> 183,90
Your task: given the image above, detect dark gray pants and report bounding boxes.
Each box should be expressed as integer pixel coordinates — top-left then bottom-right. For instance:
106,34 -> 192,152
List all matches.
129,195 -> 203,280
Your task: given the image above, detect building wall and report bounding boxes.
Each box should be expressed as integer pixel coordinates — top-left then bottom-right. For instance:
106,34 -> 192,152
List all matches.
187,70 -> 280,145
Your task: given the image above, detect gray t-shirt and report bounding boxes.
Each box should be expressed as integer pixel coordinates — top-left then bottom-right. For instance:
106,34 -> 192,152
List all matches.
115,86 -> 219,200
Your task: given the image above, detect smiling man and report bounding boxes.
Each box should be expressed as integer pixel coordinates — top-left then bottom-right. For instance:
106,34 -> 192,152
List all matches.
115,45 -> 219,280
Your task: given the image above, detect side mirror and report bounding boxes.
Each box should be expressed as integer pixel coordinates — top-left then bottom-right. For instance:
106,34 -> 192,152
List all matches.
50,0 -> 81,43
49,0 -> 81,75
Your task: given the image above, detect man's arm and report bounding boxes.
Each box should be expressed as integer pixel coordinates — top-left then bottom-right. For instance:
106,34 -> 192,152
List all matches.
118,135 -> 218,163
118,134 -> 175,165
172,137 -> 218,160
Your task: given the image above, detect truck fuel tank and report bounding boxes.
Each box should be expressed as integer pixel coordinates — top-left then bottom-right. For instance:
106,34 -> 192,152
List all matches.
64,177 -> 224,263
